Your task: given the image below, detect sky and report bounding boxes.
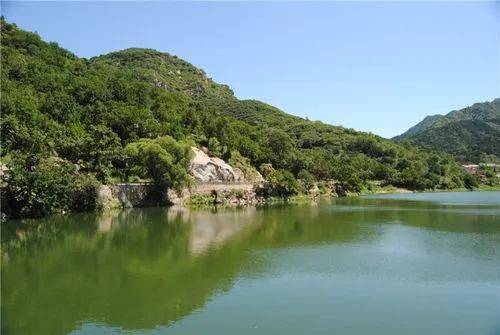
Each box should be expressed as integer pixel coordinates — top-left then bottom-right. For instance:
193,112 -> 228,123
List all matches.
2,1 -> 499,138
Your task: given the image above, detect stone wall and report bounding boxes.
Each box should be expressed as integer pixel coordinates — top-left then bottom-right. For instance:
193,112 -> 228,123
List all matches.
190,182 -> 255,195
97,183 -> 160,210
98,182 -> 260,209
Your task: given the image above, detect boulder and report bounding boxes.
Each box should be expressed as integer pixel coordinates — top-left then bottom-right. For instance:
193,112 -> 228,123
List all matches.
190,147 -> 239,182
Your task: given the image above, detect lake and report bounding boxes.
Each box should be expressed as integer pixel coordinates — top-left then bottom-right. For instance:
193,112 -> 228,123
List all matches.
2,191 -> 500,335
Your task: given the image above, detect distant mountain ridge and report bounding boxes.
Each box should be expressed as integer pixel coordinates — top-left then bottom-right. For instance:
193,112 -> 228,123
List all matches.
393,99 -> 500,163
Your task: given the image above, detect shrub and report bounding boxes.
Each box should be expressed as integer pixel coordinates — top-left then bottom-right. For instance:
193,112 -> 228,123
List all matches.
207,137 -> 223,157
228,150 -> 261,182
2,155 -> 100,217
463,173 -> 479,190
125,136 -> 193,191
258,163 -> 299,197
334,164 -> 364,193
71,173 -> 100,211
297,169 -> 315,193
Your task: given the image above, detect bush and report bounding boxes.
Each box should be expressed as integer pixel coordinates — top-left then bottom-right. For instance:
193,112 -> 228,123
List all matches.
297,169 -> 315,193
71,173 -> 100,211
258,163 -> 299,197
207,137 -> 223,157
2,155 -> 100,217
186,194 -> 216,207
125,136 -> 193,191
228,150 -> 261,182
334,164 -> 364,193
477,166 -> 499,186
463,173 -> 479,190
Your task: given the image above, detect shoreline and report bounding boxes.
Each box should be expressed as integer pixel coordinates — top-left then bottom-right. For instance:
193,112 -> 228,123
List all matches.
185,185 -> 500,209
4,185 -> 499,221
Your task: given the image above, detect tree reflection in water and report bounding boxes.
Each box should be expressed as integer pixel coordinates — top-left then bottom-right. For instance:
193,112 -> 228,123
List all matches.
2,196 -> 499,334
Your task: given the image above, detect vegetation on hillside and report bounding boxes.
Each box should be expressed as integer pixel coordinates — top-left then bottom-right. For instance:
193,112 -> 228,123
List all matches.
394,99 -> 500,163
0,19 -> 476,218
124,136 -> 193,191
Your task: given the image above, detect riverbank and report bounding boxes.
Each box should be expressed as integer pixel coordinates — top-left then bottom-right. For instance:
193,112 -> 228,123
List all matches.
257,184 -> 500,208
3,179 -> 499,221
184,183 -> 417,209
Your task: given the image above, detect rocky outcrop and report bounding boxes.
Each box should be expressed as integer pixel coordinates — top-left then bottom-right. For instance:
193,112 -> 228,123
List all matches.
97,148 -> 264,209
97,184 -> 163,209
111,184 -> 158,207
190,147 -> 244,182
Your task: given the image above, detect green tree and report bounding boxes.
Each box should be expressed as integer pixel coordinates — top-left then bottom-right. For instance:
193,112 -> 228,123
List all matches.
297,169 -> 316,193
207,137 -> 223,157
125,136 -> 193,191
83,125 -> 123,181
258,163 -> 299,197
2,155 -> 99,217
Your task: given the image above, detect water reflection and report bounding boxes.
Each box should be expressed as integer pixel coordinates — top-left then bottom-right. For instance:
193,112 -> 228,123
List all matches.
1,193 -> 500,335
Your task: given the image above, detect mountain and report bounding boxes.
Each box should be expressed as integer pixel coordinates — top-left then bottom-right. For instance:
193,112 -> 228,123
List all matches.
0,19 -> 470,217
393,99 -> 500,163
91,50 -> 312,127
91,48 -> 236,107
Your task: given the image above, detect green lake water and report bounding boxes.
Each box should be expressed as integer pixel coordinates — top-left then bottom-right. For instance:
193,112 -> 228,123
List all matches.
2,191 -> 500,335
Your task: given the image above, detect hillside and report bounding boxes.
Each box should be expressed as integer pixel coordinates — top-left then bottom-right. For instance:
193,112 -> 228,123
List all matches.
394,99 -> 500,162
1,19 -> 470,218
91,48 -> 236,107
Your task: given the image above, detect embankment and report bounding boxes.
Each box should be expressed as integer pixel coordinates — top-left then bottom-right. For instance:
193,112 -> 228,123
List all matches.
97,182 -> 261,210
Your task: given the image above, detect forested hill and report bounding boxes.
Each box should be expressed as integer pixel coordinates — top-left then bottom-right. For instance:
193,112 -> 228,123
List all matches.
91,48 -> 237,107
393,99 -> 500,163
91,49 -> 311,127
1,19 -> 470,217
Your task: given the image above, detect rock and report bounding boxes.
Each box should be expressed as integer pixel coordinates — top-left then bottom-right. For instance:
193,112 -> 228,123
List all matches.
309,184 -> 320,198
98,184 -> 164,209
189,147 -> 263,184
190,147 -> 239,182
0,163 -> 9,177
166,188 -> 191,206
111,184 -> 153,208
233,168 -> 245,182
97,185 -> 121,210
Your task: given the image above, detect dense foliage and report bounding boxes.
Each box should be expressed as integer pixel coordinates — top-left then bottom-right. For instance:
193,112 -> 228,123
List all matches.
2,155 -> 99,217
394,99 -> 500,163
125,136 -> 193,191
1,19 -> 472,217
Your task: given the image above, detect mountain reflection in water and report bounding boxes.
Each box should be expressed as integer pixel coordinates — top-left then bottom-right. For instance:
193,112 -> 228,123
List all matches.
2,193 -> 500,335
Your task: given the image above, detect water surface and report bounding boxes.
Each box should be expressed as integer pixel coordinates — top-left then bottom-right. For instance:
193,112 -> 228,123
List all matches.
2,192 -> 500,335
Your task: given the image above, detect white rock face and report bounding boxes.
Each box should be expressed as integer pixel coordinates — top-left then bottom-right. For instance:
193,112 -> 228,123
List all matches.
190,147 -> 245,182
233,168 -> 244,182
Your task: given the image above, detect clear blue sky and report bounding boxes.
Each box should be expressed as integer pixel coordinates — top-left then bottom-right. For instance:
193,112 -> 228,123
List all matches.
2,1 -> 499,138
